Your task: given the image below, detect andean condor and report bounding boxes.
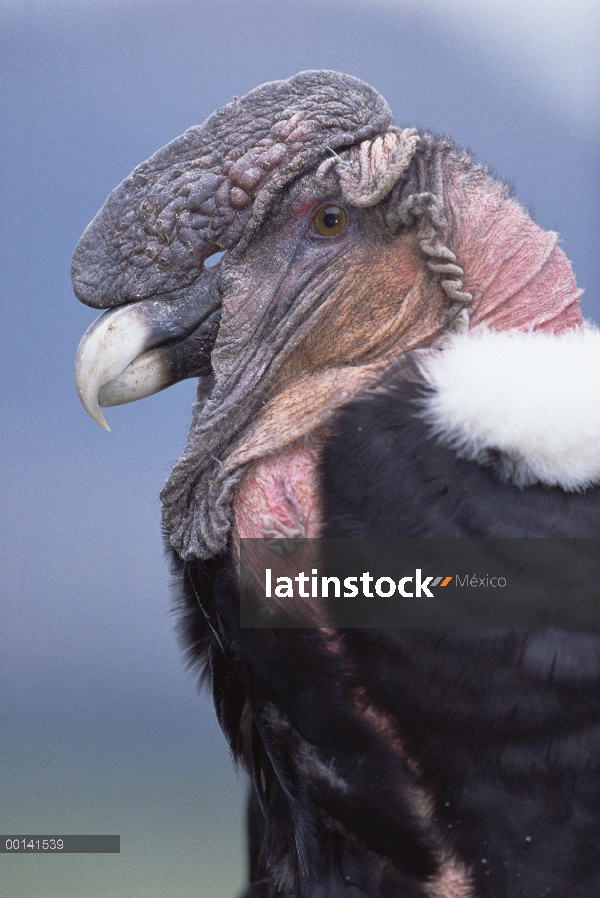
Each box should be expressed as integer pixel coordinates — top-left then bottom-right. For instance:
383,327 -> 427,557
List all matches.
72,71 -> 600,898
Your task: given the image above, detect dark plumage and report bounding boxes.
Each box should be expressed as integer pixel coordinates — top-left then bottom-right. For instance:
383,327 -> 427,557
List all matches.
172,353 -> 600,897
72,71 -> 600,897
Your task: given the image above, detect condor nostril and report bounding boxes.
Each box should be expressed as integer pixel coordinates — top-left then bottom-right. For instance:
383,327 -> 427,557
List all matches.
204,250 -> 226,268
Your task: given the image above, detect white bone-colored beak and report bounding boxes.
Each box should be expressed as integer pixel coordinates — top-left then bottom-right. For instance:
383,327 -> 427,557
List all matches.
75,284 -> 221,430
97,347 -> 173,411
75,305 -> 162,430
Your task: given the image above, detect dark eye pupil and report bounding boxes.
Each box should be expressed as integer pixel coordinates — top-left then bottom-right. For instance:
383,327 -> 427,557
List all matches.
314,204 -> 347,236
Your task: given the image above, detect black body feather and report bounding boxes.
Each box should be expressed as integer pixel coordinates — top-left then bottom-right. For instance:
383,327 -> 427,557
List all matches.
173,361 -> 600,898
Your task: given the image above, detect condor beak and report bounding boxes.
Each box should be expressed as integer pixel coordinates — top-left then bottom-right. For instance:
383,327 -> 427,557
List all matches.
75,282 -> 221,430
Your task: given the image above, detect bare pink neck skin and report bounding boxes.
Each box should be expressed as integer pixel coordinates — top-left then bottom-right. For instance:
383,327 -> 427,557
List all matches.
447,173 -> 583,335
233,434 -> 326,625
233,436 -> 323,541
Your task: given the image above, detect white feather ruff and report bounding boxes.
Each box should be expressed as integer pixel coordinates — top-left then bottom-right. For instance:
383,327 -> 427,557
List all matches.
417,326 -> 600,491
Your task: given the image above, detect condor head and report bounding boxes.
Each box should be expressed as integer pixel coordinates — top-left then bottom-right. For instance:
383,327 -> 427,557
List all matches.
73,70 -> 582,561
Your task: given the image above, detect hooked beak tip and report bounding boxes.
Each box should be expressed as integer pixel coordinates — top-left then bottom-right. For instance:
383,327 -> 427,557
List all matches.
76,382 -> 111,431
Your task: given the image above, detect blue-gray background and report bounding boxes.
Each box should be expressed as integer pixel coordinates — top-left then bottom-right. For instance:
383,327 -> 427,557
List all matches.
1,1 -> 598,896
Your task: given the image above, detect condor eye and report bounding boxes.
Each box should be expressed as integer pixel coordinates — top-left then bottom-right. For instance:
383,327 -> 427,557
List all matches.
313,205 -> 348,236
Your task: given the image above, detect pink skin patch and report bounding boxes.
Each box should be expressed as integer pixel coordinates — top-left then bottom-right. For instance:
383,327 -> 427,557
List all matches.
234,436 -> 323,541
233,435 -> 328,624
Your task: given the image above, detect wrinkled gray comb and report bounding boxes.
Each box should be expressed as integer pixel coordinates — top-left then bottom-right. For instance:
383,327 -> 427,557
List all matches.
71,70 -> 391,310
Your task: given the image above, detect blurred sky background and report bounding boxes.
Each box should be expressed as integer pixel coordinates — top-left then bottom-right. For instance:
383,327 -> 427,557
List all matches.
1,1 -> 598,896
